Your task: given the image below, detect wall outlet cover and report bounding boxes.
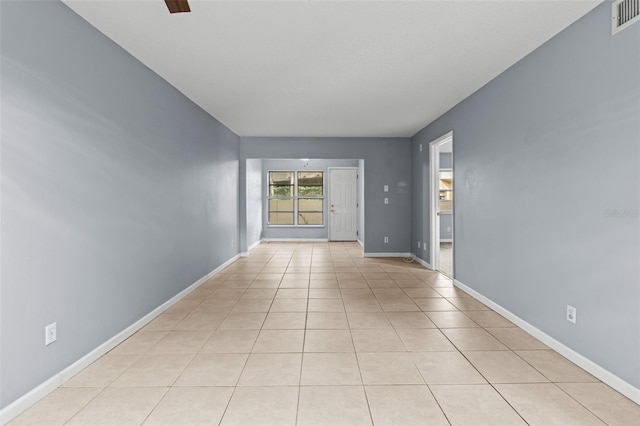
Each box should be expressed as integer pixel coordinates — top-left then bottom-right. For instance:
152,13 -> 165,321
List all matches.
45,322 -> 57,345
566,305 -> 577,324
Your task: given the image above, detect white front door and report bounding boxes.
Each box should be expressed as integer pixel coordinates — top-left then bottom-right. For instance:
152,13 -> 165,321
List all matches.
329,168 -> 358,241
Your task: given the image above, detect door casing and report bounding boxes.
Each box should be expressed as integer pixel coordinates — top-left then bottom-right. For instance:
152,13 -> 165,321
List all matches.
328,167 -> 358,241
429,131 -> 454,275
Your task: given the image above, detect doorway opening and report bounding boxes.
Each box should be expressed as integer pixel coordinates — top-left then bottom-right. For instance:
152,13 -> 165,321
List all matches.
241,159 -> 364,255
429,132 -> 454,277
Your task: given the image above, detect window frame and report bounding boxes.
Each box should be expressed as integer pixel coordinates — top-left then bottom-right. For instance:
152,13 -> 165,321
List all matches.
267,170 -> 324,227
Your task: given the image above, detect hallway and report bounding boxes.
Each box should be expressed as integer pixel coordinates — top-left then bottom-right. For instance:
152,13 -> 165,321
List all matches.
439,242 -> 453,278
10,242 -> 639,425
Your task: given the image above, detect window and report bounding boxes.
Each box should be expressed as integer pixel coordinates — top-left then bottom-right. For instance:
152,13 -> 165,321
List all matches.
268,170 -> 323,226
297,171 -> 324,225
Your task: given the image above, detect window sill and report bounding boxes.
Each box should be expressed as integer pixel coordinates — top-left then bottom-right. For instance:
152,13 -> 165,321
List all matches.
267,225 -> 325,228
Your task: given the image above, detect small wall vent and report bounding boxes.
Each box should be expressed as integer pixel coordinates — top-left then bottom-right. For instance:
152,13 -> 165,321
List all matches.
612,0 -> 640,34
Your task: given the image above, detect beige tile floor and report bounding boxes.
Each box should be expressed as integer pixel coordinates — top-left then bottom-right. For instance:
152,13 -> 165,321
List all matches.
10,242 -> 640,425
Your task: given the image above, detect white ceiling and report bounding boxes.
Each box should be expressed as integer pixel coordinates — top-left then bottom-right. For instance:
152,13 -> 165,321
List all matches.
63,0 -> 601,138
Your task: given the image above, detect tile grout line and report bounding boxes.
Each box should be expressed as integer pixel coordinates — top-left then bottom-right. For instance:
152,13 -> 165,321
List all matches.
501,333 -> 611,424
60,387 -> 108,426
214,250 -> 279,426
449,331 -> 532,425
17,242 -> 630,426
294,248 -> 312,426
343,249 -> 376,426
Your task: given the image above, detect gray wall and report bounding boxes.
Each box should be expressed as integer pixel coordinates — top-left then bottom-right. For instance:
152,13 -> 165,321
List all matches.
411,2 -> 639,388
440,213 -> 453,241
439,152 -> 453,169
241,138 -> 412,253
245,159 -> 263,249
1,1 -> 240,408
261,159 -> 358,240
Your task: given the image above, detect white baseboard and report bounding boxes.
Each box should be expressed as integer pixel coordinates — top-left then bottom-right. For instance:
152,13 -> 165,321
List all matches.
453,279 -> 640,405
363,252 -> 413,258
262,238 -> 328,243
412,255 -> 433,270
0,254 -> 239,426
357,239 -> 364,248
240,240 -> 262,257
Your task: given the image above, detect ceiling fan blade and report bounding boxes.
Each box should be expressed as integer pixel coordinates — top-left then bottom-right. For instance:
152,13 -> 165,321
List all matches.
165,0 -> 190,14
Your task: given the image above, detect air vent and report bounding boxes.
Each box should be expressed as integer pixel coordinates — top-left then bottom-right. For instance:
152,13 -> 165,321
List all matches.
612,0 -> 640,34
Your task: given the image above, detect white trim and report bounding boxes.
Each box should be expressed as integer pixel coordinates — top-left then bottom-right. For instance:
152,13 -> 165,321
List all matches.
430,132 -> 448,270
262,238 -> 328,243
612,0 -> 640,35
453,278 -> 640,405
357,239 -> 364,248
363,252 -> 413,258
241,240 -> 262,257
412,255 -> 433,270
440,239 -> 453,243
266,169 -> 325,227
0,378 -> 60,425
428,131 -> 454,276
267,225 -> 324,228
0,255 -> 239,426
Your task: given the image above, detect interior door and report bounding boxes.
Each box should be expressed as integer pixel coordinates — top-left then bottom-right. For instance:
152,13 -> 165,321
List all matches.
329,168 -> 358,241
430,132 -> 454,277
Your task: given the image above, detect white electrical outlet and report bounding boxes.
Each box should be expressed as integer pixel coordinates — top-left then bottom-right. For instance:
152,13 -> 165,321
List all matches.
383,185 -> 389,192
418,242 -> 421,248
566,305 -> 577,324
45,322 -> 57,346
423,242 -> 426,250
384,237 -> 389,243
384,198 -> 389,204
447,227 -> 451,232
